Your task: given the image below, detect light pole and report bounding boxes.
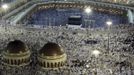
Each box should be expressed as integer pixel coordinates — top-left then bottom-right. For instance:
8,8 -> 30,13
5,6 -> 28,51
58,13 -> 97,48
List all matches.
1,3 -> 9,19
106,21 -> 112,53
84,7 -> 92,28
1,3 -> 9,31
1,3 -> 9,17
84,7 -> 92,39
92,50 -> 100,75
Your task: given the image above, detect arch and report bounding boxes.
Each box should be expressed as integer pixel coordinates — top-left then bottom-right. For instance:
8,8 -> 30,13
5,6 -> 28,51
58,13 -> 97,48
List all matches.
5,58 -> 7,63
20,59 -> 22,65
18,59 -> 20,65
58,62 -> 60,67
44,62 -> 46,67
14,60 -> 17,65
51,63 -> 53,68
41,61 -> 43,66
21,58 -> 23,64
55,62 -> 57,68
47,62 -> 50,68
11,59 -> 14,65
24,58 -> 26,63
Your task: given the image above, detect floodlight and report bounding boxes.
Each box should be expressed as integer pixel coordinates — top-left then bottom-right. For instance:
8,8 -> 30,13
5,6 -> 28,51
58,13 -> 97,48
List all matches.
106,21 -> 112,26
2,4 -> 9,10
92,50 -> 100,57
85,7 -> 92,13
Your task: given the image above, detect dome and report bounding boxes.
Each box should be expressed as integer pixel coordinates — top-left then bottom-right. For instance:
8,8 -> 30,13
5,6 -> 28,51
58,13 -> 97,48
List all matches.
38,42 -> 67,69
3,40 -> 30,66
39,42 -> 64,56
6,40 -> 27,54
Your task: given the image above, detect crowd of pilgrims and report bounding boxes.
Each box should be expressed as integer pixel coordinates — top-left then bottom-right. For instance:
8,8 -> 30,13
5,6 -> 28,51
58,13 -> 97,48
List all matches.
0,24 -> 133,75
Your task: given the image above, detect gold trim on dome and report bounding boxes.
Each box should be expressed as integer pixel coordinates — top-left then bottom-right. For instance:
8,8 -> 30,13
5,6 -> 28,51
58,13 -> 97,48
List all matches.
38,54 -> 67,62
38,53 -> 66,60
3,54 -> 30,59
3,50 -> 30,57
